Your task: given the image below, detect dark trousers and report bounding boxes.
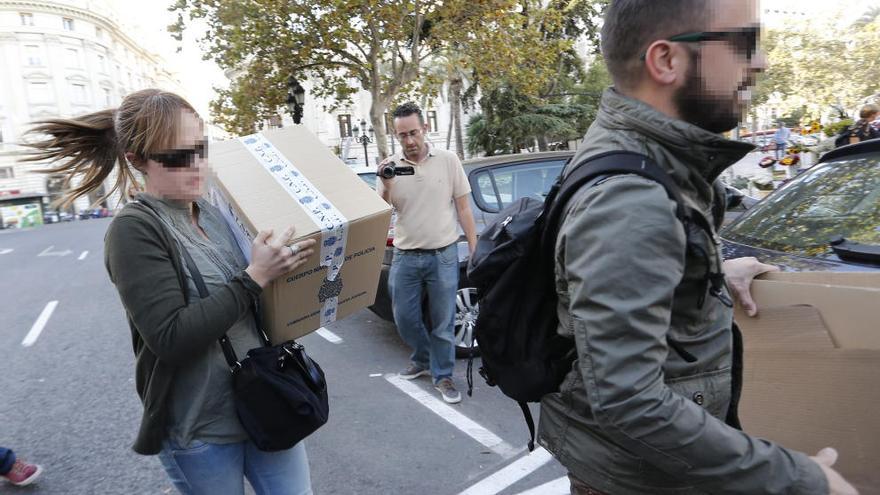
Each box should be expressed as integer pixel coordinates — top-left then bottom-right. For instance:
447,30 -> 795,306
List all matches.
0,447 -> 15,475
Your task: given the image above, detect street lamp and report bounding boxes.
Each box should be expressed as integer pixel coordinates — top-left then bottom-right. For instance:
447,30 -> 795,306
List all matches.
353,118 -> 374,167
286,77 -> 305,125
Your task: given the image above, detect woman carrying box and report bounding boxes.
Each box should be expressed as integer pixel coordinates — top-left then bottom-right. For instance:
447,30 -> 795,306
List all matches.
25,89 -> 317,495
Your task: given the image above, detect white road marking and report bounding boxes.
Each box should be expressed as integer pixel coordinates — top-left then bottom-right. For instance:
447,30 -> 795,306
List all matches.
315,327 -> 343,344
22,301 -> 59,347
458,447 -> 554,495
38,246 -> 72,257
385,374 -> 518,458
369,373 -> 383,377
78,250 -> 89,260
0,248 -> 12,255
511,475 -> 569,495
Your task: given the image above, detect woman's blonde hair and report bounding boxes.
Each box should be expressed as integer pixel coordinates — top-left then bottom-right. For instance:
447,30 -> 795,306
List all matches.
24,88 -> 197,207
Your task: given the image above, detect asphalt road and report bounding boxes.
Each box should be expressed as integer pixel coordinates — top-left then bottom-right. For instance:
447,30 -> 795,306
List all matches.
0,219 -> 568,494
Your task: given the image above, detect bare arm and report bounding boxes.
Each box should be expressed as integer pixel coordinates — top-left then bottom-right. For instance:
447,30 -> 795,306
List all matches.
454,194 -> 477,255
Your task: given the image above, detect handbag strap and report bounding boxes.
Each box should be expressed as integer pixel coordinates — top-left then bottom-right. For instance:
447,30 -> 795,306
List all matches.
131,199 -> 269,371
178,246 -> 242,371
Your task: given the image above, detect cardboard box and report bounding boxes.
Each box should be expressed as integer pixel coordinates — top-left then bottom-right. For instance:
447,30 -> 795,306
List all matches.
207,126 -> 392,342
735,271 -> 880,492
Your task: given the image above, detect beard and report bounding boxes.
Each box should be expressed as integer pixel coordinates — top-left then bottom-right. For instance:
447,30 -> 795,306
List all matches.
674,50 -> 748,134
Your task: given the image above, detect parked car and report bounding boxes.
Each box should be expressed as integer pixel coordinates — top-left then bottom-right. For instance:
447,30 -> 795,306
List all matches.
43,211 -> 60,224
355,152 -> 571,356
721,139 -> 880,271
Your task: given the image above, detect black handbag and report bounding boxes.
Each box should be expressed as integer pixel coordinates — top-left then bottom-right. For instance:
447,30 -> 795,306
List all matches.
180,246 -> 330,452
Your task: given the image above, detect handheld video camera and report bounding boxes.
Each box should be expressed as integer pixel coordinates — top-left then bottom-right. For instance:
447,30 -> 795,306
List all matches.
377,161 -> 415,179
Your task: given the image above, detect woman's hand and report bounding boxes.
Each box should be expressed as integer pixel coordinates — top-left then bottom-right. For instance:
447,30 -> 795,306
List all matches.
245,227 -> 317,288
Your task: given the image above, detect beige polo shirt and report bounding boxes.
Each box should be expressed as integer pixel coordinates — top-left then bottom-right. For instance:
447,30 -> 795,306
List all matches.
377,145 -> 471,250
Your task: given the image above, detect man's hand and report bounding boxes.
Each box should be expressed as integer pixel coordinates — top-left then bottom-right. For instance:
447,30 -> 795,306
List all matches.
376,157 -> 394,203
722,256 -> 779,317
810,448 -> 859,495
377,157 -> 394,182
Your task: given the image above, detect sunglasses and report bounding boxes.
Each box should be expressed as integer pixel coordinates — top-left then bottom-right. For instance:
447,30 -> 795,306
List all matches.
640,26 -> 761,61
148,141 -> 207,168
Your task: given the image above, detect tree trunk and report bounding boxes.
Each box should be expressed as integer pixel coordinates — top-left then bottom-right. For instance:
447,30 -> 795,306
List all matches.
537,135 -> 548,151
370,97 -> 390,161
446,107 -> 454,150
449,76 -> 465,160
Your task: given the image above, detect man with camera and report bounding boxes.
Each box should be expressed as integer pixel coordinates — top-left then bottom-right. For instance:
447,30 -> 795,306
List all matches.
377,102 -> 477,404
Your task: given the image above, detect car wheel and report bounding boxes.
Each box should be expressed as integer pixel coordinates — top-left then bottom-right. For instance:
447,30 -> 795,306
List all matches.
454,287 -> 480,358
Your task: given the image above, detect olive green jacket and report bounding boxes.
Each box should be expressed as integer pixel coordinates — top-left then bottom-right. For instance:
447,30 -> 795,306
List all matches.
104,196 -> 261,455
538,88 -> 828,494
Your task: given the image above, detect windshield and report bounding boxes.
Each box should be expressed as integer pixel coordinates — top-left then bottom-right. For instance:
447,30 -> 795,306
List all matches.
723,156 -> 880,258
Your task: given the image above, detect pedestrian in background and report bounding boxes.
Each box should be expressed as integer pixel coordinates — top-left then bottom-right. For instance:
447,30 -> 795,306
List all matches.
773,122 -> 791,160
538,1 -> 858,494
377,102 -> 478,404
852,104 -> 880,142
24,89 -> 317,495
1,447 -> 42,487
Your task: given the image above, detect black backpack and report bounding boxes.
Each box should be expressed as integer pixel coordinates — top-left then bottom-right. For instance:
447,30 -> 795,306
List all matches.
466,151 -> 726,450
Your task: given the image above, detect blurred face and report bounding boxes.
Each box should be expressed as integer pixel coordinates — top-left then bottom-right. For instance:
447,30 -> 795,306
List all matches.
673,0 -> 765,133
139,109 -> 207,202
393,114 -> 428,160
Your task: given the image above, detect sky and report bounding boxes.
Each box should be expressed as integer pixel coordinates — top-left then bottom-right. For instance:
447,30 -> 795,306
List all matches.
115,0 -> 877,120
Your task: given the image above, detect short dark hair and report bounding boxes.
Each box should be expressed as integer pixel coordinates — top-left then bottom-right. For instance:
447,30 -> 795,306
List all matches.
601,0 -> 710,89
392,102 -> 424,124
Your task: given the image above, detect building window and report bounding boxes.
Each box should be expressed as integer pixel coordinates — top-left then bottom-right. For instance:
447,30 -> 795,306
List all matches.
0,167 -> 14,179
338,114 -> 352,138
70,83 -> 88,104
97,54 -> 106,72
24,45 -> 41,66
95,26 -> 103,38
62,17 -> 74,31
102,87 -> 111,106
65,48 -> 80,68
20,13 -> 34,26
27,82 -> 52,103
426,110 -> 438,133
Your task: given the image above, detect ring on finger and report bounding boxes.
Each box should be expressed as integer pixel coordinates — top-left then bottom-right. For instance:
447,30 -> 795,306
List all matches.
288,244 -> 300,257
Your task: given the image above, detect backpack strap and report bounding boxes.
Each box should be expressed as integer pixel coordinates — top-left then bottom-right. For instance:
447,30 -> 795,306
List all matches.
540,151 -> 689,255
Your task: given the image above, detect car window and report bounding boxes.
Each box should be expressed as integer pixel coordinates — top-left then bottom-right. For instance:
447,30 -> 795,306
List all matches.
472,159 -> 567,212
358,172 -> 378,190
723,156 -> 880,257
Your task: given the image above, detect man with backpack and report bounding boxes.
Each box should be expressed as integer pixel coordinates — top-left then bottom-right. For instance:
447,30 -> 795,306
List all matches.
533,1 -> 858,493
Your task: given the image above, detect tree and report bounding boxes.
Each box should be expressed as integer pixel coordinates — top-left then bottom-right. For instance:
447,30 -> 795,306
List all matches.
465,0 -> 609,156
751,15 -> 880,124
170,0 -> 570,159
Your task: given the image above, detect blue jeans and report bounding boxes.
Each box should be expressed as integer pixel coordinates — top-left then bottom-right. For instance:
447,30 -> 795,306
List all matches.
0,447 -> 15,475
158,439 -> 312,495
389,244 -> 459,383
775,142 -> 786,160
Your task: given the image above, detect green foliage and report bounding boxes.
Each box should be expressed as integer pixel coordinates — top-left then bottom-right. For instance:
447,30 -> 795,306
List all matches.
466,85 -> 594,156
752,14 -> 880,122
823,119 -> 853,138
171,0 -> 556,155
465,0 -> 609,156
